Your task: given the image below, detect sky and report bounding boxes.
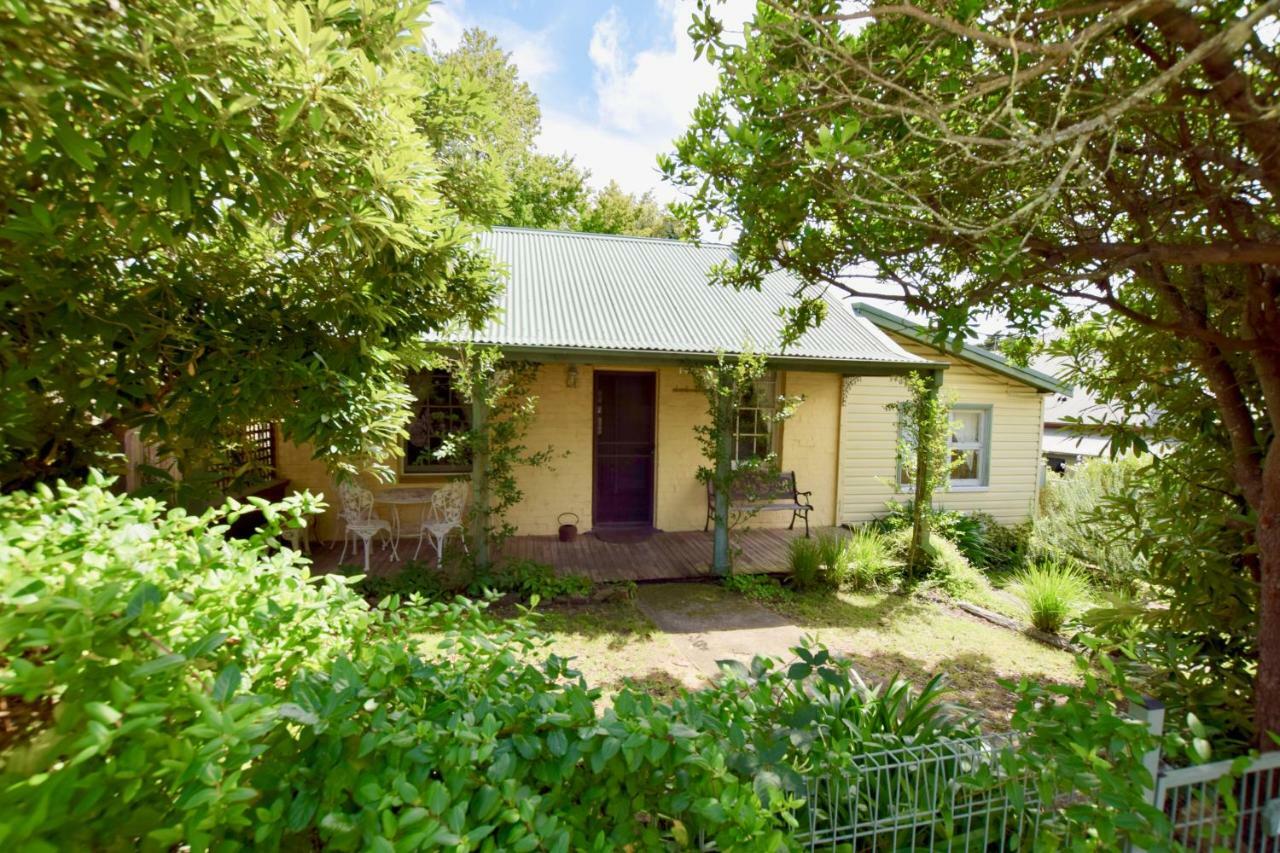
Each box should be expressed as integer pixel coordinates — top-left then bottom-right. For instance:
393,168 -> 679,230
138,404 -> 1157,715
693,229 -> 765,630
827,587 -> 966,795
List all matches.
424,0 -> 753,202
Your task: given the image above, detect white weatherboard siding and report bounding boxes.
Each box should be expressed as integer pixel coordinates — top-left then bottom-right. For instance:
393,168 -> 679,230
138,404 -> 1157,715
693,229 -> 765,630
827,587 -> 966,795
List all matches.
837,336 -> 1047,526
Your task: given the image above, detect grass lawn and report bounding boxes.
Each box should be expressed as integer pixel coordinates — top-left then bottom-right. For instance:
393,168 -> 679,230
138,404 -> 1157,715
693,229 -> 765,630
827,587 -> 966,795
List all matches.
761,589 -> 1080,724
502,585 -> 1080,725
529,600 -> 700,703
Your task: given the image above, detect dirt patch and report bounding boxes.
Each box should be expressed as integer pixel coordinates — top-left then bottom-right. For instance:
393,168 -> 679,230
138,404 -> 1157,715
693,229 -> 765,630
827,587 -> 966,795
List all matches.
634,583 -> 810,676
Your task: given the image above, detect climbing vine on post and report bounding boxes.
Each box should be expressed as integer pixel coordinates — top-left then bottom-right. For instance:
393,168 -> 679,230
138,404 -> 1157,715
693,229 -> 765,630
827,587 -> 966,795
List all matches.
442,345 -> 554,571
688,351 -> 799,576
888,370 -> 954,581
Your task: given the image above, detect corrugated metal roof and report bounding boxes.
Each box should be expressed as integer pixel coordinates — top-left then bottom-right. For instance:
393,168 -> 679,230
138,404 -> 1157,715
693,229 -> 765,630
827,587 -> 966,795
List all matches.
432,227 -> 936,370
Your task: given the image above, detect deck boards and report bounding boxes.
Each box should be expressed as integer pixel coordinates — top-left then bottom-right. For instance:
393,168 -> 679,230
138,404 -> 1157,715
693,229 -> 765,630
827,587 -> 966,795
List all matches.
306,526 -> 831,582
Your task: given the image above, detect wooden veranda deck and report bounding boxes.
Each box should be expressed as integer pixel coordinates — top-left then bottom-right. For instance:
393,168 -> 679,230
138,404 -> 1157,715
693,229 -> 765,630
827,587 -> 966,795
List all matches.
306,526 -> 832,583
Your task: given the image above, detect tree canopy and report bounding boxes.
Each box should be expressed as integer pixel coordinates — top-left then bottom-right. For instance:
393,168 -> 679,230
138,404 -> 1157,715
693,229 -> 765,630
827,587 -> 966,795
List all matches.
419,28 -> 687,237
416,28 -> 589,230
0,0 -> 498,489
668,0 -> 1280,742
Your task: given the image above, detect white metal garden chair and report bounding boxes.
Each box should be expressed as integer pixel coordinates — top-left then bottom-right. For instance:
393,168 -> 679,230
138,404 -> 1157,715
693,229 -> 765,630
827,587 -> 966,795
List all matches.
413,480 -> 469,565
337,482 -> 396,572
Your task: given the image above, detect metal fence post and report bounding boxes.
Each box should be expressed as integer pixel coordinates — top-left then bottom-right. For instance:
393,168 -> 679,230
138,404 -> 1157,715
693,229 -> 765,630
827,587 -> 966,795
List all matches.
1127,697 -> 1166,853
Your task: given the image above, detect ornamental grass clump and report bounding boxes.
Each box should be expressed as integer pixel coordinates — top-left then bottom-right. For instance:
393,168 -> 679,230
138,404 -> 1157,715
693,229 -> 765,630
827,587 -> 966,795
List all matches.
1014,562 -> 1092,634
788,535 -> 825,590
790,530 -> 858,591
842,528 -> 900,591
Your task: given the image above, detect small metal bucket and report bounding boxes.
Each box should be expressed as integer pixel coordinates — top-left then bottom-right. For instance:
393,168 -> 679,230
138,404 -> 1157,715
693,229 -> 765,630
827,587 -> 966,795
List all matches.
557,512 -> 579,542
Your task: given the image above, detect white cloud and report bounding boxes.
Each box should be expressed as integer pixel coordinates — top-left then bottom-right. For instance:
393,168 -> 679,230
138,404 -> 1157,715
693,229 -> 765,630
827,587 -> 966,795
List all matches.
535,0 -> 754,197
426,0 -> 755,200
540,109 -> 671,199
422,0 -> 467,51
423,0 -> 557,84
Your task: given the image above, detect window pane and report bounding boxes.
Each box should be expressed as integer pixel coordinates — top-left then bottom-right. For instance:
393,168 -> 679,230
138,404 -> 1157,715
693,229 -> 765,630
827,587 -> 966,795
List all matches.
732,371 -> 780,463
952,448 -> 979,481
952,410 -> 981,443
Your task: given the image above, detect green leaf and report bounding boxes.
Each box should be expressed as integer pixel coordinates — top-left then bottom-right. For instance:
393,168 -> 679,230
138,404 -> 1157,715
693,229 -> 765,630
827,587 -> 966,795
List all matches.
128,123 -> 154,158
212,664 -> 241,701
278,97 -> 307,133
84,701 -> 122,726
786,662 -> 811,681
132,653 -> 186,677
53,121 -> 97,169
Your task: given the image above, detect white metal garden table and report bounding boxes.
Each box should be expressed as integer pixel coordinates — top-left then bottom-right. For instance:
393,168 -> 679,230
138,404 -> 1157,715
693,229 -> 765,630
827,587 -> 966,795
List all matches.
372,487 -> 438,555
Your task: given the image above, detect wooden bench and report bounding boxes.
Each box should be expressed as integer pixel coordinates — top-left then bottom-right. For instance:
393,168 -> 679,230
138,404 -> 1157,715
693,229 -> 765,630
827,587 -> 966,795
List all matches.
705,470 -> 814,536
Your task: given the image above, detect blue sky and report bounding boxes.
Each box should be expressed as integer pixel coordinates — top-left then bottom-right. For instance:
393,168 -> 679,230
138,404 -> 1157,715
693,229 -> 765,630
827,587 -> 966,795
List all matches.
426,0 -> 754,200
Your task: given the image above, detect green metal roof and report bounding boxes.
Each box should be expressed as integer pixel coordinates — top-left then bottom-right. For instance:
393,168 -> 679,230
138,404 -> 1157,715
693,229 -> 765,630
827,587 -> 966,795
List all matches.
435,227 -> 941,373
853,302 -> 1069,394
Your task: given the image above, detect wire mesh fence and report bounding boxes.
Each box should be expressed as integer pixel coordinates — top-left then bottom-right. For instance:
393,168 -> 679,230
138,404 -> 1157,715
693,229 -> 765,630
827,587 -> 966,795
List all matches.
774,705 -> 1280,852
790,733 -> 1041,851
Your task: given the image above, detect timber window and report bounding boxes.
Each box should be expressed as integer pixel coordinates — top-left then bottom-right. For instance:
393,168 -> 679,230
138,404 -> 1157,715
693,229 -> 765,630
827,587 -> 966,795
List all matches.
733,371 -> 781,463
897,404 -> 992,488
405,370 -> 471,473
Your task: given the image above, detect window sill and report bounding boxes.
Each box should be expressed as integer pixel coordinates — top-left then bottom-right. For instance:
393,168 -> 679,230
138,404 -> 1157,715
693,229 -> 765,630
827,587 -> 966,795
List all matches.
895,484 -> 991,494
400,471 -> 472,482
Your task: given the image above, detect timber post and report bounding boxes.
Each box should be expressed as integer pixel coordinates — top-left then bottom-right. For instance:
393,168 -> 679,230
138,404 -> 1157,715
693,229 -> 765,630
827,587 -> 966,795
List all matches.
469,370 -> 491,570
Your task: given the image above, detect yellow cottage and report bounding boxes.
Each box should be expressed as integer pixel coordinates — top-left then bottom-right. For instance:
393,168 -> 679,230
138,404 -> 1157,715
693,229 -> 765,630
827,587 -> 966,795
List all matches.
277,228 -> 1064,546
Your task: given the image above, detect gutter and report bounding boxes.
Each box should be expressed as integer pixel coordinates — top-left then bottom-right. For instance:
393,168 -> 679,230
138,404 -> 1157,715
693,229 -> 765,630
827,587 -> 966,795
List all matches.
425,341 -> 948,375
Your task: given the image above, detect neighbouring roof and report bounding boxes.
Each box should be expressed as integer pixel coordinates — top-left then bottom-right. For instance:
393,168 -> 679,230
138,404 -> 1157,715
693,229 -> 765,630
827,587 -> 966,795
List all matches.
1036,356 -> 1158,427
1043,429 -> 1112,458
852,302 -> 1069,394
433,227 -> 941,372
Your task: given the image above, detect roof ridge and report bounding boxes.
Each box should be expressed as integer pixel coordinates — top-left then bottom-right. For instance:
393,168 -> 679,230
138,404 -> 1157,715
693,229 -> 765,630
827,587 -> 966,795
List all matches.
488,225 -> 735,249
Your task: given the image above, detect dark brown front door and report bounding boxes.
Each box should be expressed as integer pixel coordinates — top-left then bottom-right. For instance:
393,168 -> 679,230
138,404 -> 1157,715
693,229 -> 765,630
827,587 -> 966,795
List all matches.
593,371 -> 656,527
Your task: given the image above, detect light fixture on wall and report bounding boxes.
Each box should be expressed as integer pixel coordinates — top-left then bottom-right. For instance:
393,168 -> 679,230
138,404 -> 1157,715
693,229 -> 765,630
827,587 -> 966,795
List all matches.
565,364 -> 579,388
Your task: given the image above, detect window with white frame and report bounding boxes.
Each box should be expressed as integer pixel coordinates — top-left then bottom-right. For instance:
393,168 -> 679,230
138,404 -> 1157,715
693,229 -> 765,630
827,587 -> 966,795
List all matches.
734,371 -> 781,463
898,405 -> 991,488
948,406 -> 990,487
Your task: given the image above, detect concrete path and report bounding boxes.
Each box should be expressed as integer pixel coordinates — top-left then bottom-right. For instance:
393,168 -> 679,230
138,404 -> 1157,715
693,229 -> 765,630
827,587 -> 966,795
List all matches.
634,582 -> 810,677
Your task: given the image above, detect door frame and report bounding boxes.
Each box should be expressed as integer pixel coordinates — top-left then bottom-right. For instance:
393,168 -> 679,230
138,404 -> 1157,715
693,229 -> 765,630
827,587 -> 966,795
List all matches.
591,370 -> 658,528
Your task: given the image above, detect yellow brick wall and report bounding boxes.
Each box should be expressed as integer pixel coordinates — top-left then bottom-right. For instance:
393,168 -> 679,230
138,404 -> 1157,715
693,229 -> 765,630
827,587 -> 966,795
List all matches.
498,364 -> 841,534
836,334 -> 1047,526
275,363 -> 846,539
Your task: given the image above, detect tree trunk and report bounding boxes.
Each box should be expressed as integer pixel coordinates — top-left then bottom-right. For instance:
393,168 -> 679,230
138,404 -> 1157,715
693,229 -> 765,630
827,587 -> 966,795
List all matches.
909,369 -> 942,578
1255,460 -> 1280,747
712,379 -> 734,577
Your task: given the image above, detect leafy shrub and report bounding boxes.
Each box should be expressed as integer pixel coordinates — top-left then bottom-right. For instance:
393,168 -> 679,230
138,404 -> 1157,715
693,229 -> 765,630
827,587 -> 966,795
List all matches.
788,535 -> 825,590
1033,455 -> 1147,590
842,528 -> 900,591
468,558 -> 593,601
723,573 -> 792,603
887,529 -> 988,599
927,536 -> 988,599
875,503 -> 1036,578
1006,650 -> 1186,847
980,516 -> 1033,576
1014,563 -> 1092,635
4,479 -> 988,849
341,558 -> 454,602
